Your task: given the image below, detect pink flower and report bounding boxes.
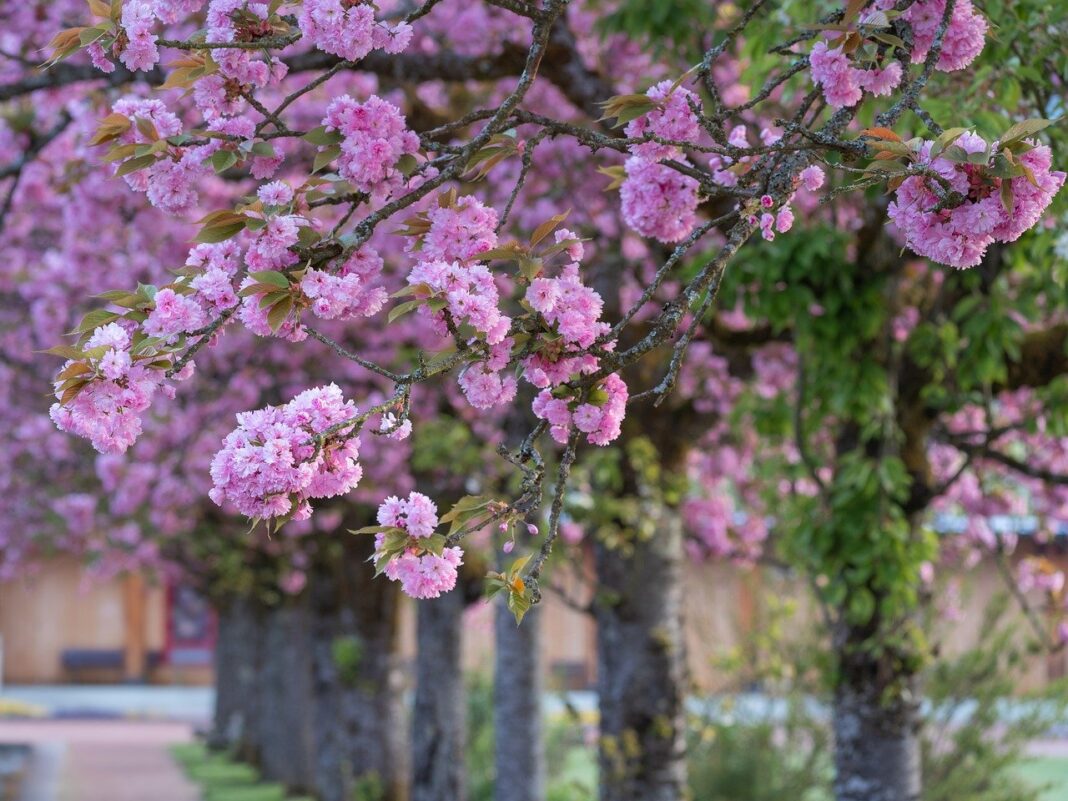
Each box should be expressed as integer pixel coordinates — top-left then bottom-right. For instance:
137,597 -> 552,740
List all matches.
620,157 -> 699,243
887,138 -> 1064,268
257,181 -> 294,207
809,41 -> 862,109
625,80 -> 702,161
209,385 -> 362,521
322,95 -> 420,198
799,165 -> 825,191
143,288 -> 209,343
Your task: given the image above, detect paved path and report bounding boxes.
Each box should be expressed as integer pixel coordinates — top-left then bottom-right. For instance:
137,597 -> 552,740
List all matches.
0,720 -> 198,801
1,686 -> 212,723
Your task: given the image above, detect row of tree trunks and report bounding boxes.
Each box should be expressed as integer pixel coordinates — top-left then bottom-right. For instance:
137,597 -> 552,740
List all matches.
211,528 -> 916,801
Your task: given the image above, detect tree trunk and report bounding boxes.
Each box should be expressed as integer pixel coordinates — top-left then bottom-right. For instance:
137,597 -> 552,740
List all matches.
594,506 -> 687,801
411,588 -> 467,801
494,600 -> 545,801
214,596 -> 264,765
309,536 -> 405,801
833,660 -> 921,801
210,598 -> 241,750
256,600 -> 315,793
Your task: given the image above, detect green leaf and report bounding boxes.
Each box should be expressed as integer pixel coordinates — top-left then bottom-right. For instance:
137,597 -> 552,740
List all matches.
507,585 -> 532,625
1000,118 -> 1053,147
195,220 -> 247,244
932,127 -> 969,156
211,149 -> 238,174
114,154 -> 157,177
350,525 -> 386,535
387,298 -> 422,324
302,126 -> 342,146
530,210 -> 571,247
70,309 -> 120,335
249,141 -> 276,157
266,296 -> 293,332
439,495 -> 492,524
258,290 -> 290,309
1000,180 -> 1015,214
422,533 -> 446,555
397,153 -> 419,176
312,144 -> 341,173
42,344 -> 87,360
249,270 -> 290,288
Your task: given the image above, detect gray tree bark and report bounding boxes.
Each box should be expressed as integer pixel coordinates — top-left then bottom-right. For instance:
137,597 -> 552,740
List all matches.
256,600 -> 315,793
493,600 -> 545,801
411,587 -> 467,801
210,598 -> 241,751
309,536 -> 405,801
832,653 -> 921,801
213,596 -> 264,765
594,507 -> 688,801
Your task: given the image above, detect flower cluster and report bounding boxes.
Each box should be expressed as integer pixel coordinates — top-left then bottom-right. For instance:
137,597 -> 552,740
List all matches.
621,158 -> 700,243
525,263 -> 609,350
624,80 -> 702,162
458,340 -> 517,409
406,259 -> 511,344
143,288 -> 209,344
533,372 -> 628,446
110,97 -> 208,215
374,492 -> 464,599
49,323 -> 170,455
683,493 -> 768,564
209,384 -> 363,521
522,261 -> 610,387
118,1 -> 159,71
619,82 -> 702,243
322,95 -> 420,198
206,0 -> 284,89
298,0 -> 412,61
809,0 -> 986,110
187,241 -> 242,313
300,247 -> 388,321
887,134 -> 1065,268
901,0 -> 987,72
420,195 -> 500,262
809,41 -> 903,109
1017,557 -> 1065,596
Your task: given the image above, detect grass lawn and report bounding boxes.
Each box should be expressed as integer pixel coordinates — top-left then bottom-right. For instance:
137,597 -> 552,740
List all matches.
171,743 -> 312,801
1016,758 -> 1068,801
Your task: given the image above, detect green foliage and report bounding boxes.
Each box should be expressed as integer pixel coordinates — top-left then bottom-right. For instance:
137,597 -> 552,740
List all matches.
466,672 -> 496,801
922,597 -> 1068,801
351,772 -> 385,801
465,672 -> 596,801
566,436 -> 686,555
687,702 -> 832,801
594,0 -> 720,60
717,228 -> 932,643
409,417 -> 484,476
684,594 -> 1068,801
331,635 -> 364,685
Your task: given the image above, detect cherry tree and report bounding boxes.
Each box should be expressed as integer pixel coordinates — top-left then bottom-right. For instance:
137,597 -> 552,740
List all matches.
2,1 -> 1065,800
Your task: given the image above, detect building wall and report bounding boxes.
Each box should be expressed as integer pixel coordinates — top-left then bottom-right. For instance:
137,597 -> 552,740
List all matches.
0,556 -> 169,684
2,549 -> 1064,691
